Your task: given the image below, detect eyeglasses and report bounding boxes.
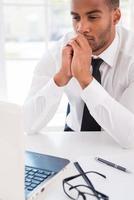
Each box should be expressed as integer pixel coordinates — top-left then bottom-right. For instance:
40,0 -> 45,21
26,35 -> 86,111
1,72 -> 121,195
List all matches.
62,171 -> 109,200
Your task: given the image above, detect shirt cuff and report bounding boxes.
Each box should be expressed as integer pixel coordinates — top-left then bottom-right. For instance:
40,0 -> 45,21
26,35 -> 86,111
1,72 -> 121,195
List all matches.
81,78 -> 110,110
38,77 -> 64,98
51,77 -> 64,95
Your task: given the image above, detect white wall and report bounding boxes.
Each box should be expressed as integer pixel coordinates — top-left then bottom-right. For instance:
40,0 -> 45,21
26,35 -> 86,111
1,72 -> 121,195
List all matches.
0,0 -> 7,100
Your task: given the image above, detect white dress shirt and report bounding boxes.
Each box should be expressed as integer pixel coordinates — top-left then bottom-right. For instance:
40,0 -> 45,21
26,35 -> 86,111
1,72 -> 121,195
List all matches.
23,26 -> 134,148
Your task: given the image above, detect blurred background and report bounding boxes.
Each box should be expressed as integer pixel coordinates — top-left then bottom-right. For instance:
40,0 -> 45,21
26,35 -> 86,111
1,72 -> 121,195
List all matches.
0,0 -> 133,130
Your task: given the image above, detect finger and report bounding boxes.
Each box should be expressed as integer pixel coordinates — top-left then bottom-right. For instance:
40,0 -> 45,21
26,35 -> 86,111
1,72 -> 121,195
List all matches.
64,44 -> 73,50
68,36 -> 81,47
75,34 -> 90,49
63,45 -> 73,55
65,44 -> 73,49
68,39 -> 80,51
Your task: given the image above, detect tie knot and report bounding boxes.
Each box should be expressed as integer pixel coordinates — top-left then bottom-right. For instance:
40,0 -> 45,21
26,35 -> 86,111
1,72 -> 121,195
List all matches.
92,58 -> 103,69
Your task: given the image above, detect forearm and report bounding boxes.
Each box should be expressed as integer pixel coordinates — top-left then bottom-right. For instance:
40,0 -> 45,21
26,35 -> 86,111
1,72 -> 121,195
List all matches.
81,79 -> 134,149
23,78 -> 64,134
54,72 -> 71,87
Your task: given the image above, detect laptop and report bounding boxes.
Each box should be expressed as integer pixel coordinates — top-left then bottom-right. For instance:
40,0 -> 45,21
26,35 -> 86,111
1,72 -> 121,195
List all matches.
0,101 -> 70,200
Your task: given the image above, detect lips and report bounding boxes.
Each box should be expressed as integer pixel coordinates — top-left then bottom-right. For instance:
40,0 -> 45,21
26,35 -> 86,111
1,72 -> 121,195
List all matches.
85,36 -> 94,41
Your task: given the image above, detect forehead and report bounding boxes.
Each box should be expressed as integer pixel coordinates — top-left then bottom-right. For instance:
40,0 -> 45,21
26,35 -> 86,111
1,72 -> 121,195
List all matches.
71,0 -> 108,11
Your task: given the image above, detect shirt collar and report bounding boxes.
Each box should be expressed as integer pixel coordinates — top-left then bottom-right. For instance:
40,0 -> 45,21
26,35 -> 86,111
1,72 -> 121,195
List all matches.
93,30 -> 119,67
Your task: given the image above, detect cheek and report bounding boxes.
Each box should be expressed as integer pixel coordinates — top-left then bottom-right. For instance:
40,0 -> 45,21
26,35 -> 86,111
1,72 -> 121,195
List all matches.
72,21 -> 77,29
97,20 -> 112,38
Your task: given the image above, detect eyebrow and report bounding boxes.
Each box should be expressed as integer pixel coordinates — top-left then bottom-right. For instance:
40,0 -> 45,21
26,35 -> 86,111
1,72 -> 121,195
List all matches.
70,10 -> 102,15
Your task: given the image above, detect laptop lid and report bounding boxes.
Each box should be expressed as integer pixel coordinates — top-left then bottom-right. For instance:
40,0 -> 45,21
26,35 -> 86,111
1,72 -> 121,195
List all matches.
0,101 -> 25,200
0,101 -> 70,200
25,151 -> 70,200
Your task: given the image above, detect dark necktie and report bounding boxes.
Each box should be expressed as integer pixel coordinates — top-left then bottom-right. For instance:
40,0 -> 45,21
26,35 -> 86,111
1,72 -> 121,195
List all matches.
81,58 -> 103,131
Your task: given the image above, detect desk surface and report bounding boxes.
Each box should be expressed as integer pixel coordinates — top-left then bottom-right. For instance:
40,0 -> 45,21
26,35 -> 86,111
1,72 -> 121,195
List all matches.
25,131 -> 134,200
25,131 -> 131,160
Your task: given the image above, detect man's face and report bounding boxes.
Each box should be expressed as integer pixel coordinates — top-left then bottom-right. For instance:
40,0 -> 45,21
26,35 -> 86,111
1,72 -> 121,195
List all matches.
71,0 -> 121,55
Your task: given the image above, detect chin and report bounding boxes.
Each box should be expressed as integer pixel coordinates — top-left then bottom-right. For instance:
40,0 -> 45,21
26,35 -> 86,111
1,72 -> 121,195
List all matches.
87,42 -> 100,55
87,41 -> 95,52
87,40 -> 95,48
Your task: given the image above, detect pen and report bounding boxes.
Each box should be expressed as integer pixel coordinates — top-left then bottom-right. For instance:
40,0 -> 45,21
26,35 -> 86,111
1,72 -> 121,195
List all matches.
95,157 -> 131,173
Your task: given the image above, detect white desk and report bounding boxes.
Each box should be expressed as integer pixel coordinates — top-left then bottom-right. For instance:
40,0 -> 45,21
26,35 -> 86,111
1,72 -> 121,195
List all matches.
25,131 -> 134,200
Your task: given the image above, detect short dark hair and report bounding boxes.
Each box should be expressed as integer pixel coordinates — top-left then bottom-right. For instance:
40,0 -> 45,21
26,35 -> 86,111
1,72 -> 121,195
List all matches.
106,0 -> 119,8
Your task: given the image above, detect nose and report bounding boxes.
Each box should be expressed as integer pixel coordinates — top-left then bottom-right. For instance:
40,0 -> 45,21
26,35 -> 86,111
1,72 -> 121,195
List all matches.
76,19 -> 90,34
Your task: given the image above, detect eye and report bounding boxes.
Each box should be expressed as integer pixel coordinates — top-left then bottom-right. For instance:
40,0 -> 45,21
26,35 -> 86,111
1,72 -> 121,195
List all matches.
72,16 -> 80,21
88,15 -> 100,20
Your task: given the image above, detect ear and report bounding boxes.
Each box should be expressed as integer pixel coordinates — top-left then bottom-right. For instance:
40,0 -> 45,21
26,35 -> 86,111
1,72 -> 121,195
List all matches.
113,8 -> 121,25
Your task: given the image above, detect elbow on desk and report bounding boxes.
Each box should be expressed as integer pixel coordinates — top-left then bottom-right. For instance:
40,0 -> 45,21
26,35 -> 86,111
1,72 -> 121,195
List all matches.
24,122 -> 40,135
23,113 -> 41,135
122,138 -> 134,149
23,104 -> 43,135
119,127 -> 134,149
24,128 -> 39,135
120,142 -> 134,149
104,127 -> 134,149
113,134 -> 134,149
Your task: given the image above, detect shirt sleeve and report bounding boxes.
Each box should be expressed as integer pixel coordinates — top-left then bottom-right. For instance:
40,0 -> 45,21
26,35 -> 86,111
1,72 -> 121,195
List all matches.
23,32 -> 75,134
81,78 -> 134,149
23,45 -> 64,134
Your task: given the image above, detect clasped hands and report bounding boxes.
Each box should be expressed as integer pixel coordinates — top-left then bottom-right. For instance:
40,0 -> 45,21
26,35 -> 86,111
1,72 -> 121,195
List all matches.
54,34 -> 93,89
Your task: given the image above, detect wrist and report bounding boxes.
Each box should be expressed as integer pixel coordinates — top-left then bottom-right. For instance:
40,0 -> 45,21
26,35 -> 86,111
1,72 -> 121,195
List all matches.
54,72 -> 70,87
79,76 -> 93,89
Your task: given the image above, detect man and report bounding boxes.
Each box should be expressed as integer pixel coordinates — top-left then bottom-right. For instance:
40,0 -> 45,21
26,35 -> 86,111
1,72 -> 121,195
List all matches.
24,0 -> 134,148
